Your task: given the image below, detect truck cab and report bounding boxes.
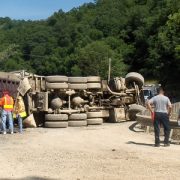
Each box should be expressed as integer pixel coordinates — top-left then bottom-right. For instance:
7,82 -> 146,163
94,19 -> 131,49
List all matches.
143,84 -> 159,101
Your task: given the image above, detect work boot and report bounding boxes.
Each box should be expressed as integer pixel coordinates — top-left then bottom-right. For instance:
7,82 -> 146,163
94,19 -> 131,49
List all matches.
164,143 -> 170,147
154,144 -> 160,147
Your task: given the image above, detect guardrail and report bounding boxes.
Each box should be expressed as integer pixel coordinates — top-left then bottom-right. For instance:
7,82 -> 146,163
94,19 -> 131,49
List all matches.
136,102 -> 180,127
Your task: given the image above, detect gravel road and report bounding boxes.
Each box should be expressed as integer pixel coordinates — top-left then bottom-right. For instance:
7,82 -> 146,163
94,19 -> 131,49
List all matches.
0,122 -> 180,180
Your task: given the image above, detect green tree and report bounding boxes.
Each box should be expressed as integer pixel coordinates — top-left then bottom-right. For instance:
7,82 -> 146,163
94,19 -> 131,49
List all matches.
74,41 -> 128,78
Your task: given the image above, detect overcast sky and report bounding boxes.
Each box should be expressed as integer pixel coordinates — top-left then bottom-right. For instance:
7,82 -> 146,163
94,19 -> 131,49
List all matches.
0,0 -> 94,20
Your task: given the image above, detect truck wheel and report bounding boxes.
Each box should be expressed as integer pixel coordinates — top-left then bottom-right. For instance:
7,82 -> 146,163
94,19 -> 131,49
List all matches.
69,113 -> 87,120
87,83 -> 101,89
45,114 -> 68,121
87,118 -> 103,125
46,82 -> 68,89
125,72 -> 144,88
68,83 -> 87,90
87,76 -> 101,83
128,104 -> 146,121
68,120 -> 87,127
45,121 -> 68,128
87,110 -> 109,118
68,77 -> 87,83
45,76 -> 68,82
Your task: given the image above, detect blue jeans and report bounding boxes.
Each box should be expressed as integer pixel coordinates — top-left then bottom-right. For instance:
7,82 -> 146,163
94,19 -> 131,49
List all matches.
17,115 -> 23,133
154,112 -> 170,144
1,110 -> 14,133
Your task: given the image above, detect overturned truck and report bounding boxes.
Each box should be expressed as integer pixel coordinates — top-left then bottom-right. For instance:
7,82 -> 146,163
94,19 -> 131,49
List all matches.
0,71 -> 145,128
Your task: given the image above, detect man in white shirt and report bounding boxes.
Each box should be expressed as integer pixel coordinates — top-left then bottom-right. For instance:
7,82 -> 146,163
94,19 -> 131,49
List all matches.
147,87 -> 172,147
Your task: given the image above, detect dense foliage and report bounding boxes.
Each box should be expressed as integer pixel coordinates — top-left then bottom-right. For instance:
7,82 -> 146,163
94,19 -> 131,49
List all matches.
0,0 -> 179,85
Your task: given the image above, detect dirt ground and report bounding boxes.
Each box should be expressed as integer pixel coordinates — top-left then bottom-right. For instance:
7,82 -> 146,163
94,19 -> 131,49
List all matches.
0,122 -> 180,180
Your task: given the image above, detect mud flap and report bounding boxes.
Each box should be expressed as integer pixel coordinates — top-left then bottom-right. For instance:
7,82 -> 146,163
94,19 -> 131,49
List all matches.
23,114 -> 37,128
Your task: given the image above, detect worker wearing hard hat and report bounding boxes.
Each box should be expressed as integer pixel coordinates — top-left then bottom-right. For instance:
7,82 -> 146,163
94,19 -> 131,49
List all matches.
0,91 -> 14,134
13,95 -> 26,133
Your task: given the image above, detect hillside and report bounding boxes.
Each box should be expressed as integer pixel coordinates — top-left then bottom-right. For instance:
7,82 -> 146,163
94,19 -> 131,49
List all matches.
0,0 -> 179,85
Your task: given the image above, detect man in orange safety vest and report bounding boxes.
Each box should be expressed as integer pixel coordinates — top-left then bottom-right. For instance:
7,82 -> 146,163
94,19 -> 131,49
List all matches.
0,90 -> 14,134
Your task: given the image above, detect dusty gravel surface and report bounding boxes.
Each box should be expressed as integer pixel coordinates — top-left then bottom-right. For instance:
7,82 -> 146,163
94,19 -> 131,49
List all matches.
0,122 -> 180,180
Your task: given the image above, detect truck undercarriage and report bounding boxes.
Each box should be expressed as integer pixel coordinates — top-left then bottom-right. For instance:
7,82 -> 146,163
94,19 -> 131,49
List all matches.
0,71 -> 146,128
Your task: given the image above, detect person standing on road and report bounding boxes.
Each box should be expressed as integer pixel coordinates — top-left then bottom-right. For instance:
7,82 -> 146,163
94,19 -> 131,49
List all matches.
147,87 -> 172,147
13,95 -> 26,133
0,91 -> 14,134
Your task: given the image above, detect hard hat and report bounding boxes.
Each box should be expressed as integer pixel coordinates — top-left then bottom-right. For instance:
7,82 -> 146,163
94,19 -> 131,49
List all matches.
3,90 -> 9,95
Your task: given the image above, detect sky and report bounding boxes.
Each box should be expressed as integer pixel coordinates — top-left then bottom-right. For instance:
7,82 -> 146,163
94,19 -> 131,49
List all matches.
0,0 -> 94,20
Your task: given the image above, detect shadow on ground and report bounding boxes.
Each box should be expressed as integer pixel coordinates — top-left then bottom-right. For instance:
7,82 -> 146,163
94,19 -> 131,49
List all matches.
127,141 -> 154,147
129,122 -> 144,133
1,177 -> 58,180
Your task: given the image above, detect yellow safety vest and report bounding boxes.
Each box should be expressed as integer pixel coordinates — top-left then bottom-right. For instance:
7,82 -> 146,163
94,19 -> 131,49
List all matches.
19,111 -> 27,118
13,111 -> 27,118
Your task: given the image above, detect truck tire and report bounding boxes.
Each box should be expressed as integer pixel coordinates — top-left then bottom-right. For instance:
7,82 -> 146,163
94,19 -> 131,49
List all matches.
87,76 -> 101,83
68,83 -> 87,90
45,114 -> 68,121
45,76 -> 68,82
128,104 -> 146,121
46,82 -> 68,89
45,121 -> 68,128
87,110 -> 109,118
68,77 -> 87,83
68,120 -> 87,127
125,72 -> 144,88
87,118 -> 103,125
69,113 -> 87,120
87,83 -> 101,89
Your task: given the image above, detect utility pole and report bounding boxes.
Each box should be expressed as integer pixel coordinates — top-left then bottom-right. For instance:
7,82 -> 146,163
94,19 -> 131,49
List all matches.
108,58 -> 111,82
